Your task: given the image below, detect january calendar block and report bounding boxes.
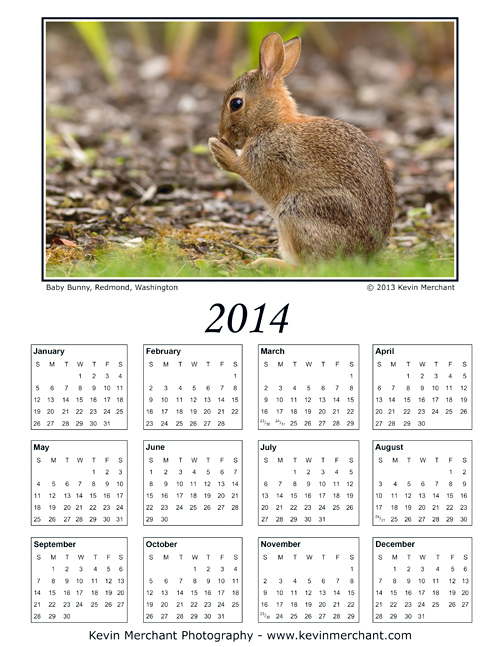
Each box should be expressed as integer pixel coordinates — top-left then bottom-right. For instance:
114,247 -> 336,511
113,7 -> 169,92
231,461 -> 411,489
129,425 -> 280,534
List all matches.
31,440 -> 127,526
373,537 -> 472,622
258,345 -> 359,430
258,440 -> 359,526
144,440 -> 242,525
143,537 -> 242,622
31,537 -> 127,622
31,345 -> 128,430
258,537 -> 359,622
144,345 -> 242,430
373,441 -> 472,526
373,345 -> 472,430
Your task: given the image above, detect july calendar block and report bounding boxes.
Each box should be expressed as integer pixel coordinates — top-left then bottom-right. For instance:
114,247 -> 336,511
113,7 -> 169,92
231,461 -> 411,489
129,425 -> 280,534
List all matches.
373,440 -> 472,526
31,440 -> 127,526
258,345 -> 359,430
258,537 -> 359,622
144,440 -> 242,525
258,440 -> 359,526
143,537 -> 242,622
373,345 -> 472,430
373,538 -> 472,622
144,345 -> 242,430
31,345 -> 127,430
31,537 -> 127,623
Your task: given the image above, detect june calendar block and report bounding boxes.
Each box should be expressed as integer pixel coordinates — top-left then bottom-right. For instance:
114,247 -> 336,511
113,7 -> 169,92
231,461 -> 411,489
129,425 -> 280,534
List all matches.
143,345 -> 242,430
144,440 -> 242,525
31,345 -> 127,430
258,440 -> 359,526
31,440 -> 127,526
373,345 -> 472,430
373,440 -> 472,526
143,537 -> 242,622
258,345 -> 359,430
373,538 -> 472,622
258,537 -> 359,622
31,537 -> 127,623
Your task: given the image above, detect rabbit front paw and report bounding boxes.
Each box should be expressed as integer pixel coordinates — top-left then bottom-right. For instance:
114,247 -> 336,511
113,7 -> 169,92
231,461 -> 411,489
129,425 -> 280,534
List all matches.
208,137 -> 240,174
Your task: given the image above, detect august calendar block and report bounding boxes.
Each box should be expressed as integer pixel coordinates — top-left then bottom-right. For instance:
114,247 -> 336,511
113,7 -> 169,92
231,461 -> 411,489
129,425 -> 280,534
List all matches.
31,345 -> 128,430
258,345 -> 359,430
144,345 -> 242,430
373,345 -> 472,430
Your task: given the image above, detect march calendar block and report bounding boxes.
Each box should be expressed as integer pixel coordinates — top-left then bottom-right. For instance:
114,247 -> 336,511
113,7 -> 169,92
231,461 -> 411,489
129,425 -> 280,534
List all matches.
373,345 -> 472,430
31,345 -> 128,430
258,537 -> 359,622
143,537 -> 242,622
373,538 -> 472,622
258,345 -> 359,430
144,345 -> 242,430
31,537 -> 127,622
373,440 -> 472,526
258,440 -> 359,526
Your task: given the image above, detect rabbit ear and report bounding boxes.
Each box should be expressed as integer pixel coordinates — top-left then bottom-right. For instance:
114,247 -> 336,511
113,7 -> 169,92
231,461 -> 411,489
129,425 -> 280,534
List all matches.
281,37 -> 301,77
259,33 -> 285,83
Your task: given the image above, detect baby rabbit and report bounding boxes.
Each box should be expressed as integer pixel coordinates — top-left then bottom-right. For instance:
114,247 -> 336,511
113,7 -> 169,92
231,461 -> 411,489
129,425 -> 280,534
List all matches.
209,32 -> 395,265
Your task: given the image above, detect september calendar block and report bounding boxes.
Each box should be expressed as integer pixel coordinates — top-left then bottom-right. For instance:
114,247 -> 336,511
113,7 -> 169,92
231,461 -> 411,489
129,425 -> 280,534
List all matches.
258,345 -> 359,430
373,440 -> 472,526
144,345 -> 242,430
258,537 -> 359,622
31,345 -> 128,430
31,537 -> 127,623
373,538 -> 472,622
143,537 -> 242,622
258,440 -> 359,526
373,344 -> 472,430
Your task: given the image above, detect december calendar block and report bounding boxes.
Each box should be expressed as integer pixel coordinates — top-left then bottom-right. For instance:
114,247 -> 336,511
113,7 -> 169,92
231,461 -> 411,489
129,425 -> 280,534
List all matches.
144,345 -> 242,430
31,345 -> 128,430
373,537 -> 472,623
258,345 -> 359,430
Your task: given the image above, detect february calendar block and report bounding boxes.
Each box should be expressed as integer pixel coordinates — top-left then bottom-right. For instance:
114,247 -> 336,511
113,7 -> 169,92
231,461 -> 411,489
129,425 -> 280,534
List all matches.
31,345 -> 127,430
144,440 -> 242,525
258,537 -> 359,622
144,345 -> 242,430
258,345 -> 359,430
31,537 -> 127,623
143,537 -> 242,622
373,345 -> 472,430
373,440 -> 472,526
258,440 -> 359,526
373,538 -> 472,623
31,440 -> 127,526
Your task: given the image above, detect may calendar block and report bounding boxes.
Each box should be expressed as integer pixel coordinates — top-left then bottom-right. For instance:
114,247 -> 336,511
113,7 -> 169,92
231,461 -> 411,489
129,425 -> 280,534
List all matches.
144,345 -> 242,430
258,345 -> 359,430
373,345 -> 472,430
144,440 -> 242,525
373,440 -> 472,526
373,538 -> 472,623
143,537 -> 242,622
31,537 -> 127,623
31,344 -> 127,430
258,440 -> 359,526
258,537 -> 359,622
31,440 -> 127,526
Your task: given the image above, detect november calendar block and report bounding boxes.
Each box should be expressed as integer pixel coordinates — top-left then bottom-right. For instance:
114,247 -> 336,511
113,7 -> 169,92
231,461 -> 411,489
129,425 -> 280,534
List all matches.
258,537 -> 359,622
258,440 -> 359,526
373,537 -> 472,623
258,345 -> 359,430
143,537 -> 242,622
31,345 -> 128,430
31,537 -> 128,623
143,345 -> 242,430
373,440 -> 472,526
373,344 -> 472,430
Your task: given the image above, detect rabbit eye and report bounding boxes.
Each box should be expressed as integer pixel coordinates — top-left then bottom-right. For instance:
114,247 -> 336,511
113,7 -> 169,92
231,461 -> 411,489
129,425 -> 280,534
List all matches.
230,98 -> 244,112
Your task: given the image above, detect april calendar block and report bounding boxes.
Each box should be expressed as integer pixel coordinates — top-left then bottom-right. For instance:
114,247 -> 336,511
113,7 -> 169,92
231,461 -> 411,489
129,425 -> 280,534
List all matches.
258,345 -> 359,430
